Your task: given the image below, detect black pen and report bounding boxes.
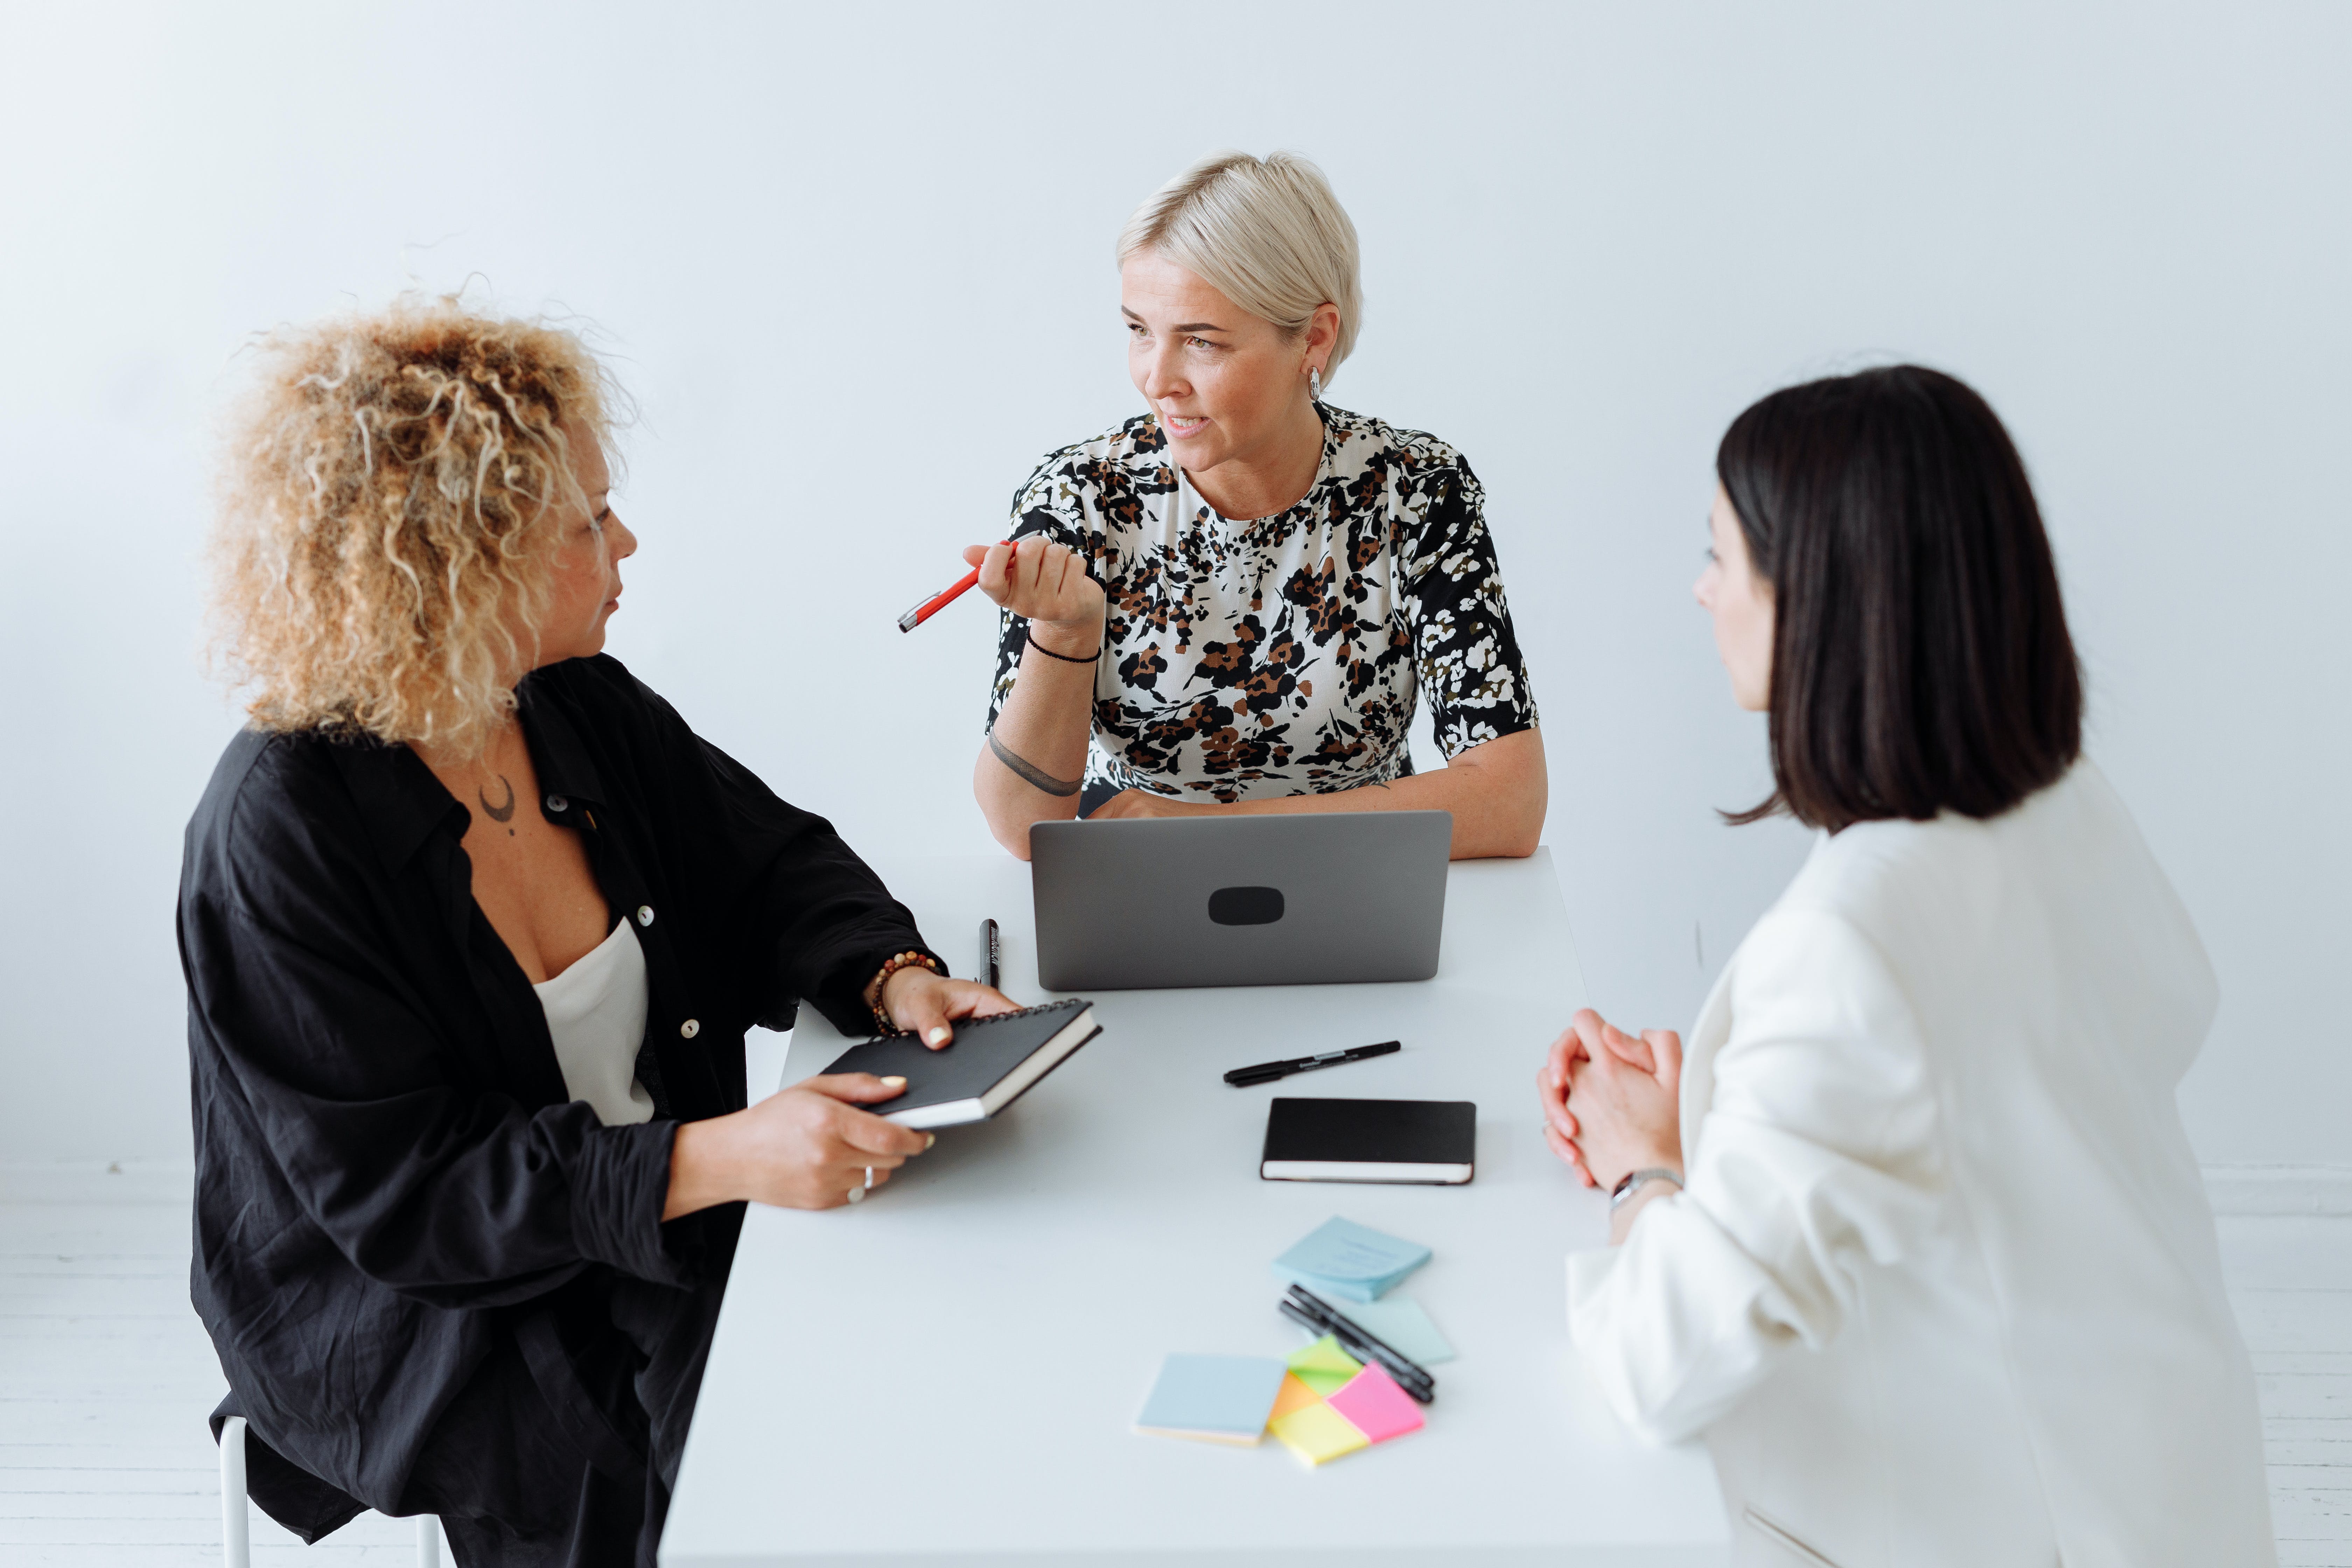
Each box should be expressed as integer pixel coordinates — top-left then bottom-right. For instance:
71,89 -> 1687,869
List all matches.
1284,1286 -> 1436,1400
1279,1298 -> 1435,1404
978,919 -> 1000,989
1223,1039 -> 1400,1087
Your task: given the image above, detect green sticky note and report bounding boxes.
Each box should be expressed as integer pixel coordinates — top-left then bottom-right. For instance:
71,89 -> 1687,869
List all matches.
1287,1333 -> 1363,1397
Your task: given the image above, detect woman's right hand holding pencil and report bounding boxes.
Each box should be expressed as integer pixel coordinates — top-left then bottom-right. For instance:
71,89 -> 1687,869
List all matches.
965,538 -> 1105,656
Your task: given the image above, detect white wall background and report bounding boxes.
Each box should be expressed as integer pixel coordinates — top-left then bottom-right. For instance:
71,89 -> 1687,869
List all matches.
1,1 -> 2344,1173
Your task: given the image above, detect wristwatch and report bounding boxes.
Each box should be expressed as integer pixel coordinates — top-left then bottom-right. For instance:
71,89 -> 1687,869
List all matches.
1609,1166 -> 1685,1211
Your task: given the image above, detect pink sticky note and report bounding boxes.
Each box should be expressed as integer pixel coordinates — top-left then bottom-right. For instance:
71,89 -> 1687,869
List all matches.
1326,1362 -> 1426,1444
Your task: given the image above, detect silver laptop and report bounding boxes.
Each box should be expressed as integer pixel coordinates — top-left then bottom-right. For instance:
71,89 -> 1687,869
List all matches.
1029,812 -> 1452,990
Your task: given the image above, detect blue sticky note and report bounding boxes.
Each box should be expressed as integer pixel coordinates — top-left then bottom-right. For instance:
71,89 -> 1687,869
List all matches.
1298,1295 -> 1456,1366
1274,1216 -> 1432,1303
1134,1354 -> 1289,1446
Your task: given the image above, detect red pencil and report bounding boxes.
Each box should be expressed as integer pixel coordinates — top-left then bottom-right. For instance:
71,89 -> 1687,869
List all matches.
897,540 -> 1013,632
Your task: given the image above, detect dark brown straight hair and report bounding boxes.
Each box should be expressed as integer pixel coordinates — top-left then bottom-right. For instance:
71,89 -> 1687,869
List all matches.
1718,365 -> 2083,832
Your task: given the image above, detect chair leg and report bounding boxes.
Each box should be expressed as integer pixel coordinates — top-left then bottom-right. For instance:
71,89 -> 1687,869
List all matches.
219,1415 -> 251,1568
220,1411 -> 440,1566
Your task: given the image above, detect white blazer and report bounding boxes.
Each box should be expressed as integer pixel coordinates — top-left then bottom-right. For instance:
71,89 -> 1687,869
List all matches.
1568,762 -> 2274,1567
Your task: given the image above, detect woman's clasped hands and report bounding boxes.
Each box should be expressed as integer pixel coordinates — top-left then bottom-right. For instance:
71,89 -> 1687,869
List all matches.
1538,1008 -> 1685,1227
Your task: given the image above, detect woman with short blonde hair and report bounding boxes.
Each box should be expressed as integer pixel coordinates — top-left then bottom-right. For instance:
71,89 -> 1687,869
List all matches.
969,150 -> 1546,861
186,298 -> 1011,1566
1119,149 -> 1365,376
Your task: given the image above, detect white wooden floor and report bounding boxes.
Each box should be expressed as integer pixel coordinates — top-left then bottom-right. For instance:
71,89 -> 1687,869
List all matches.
2233,1212 -> 2352,1561
0,1203 -> 444,1566
1,1202 -> 2344,1565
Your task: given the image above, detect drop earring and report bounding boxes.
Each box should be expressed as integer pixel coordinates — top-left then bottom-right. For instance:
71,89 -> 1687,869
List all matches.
1308,366 -> 1323,403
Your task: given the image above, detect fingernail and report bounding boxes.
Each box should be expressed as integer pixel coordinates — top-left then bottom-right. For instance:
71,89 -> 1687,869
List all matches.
880,1076 -> 906,1088
924,1134 -> 937,1150
925,1026 -> 950,1045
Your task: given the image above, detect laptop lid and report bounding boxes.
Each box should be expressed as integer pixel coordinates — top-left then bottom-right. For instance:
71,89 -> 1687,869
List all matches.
1029,812 -> 1452,990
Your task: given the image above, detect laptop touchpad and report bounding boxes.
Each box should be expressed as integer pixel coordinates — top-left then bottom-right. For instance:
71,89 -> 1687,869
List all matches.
1208,886 -> 1285,926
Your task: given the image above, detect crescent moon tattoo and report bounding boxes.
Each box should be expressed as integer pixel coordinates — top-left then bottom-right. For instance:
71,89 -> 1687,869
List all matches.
477,775 -> 517,824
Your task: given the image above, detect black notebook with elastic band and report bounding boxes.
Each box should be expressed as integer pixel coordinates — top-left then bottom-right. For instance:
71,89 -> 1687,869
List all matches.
1260,1097 -> 1477,1184
820,998 -> 1100,1130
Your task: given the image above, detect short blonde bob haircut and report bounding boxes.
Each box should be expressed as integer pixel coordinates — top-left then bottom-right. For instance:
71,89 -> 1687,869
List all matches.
1118,150 -> 1363,384
210,296 -> 620,758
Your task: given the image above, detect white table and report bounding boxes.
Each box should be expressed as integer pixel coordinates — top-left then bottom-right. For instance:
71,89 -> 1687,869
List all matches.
664,850 -> 1729,1566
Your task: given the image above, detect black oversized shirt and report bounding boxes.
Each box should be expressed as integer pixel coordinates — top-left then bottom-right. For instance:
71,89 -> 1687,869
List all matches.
178,654 -> 939,1510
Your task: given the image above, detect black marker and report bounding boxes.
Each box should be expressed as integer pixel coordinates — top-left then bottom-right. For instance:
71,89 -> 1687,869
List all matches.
978,918 -> 1000,990
1280,1291 -> 1435,1404
1223,1039 -> 1400,1087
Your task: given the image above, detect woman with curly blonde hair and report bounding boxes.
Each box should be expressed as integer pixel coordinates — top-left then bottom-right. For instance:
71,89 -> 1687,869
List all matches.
183,298 -> 1013,1567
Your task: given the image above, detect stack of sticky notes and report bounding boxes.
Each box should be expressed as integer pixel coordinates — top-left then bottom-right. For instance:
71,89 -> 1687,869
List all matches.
1274,1216 -> 1432,1303
1132,1217 -> 1451,1467
1265,1334 -> 1426,1465
1132,1342 -> 1428,1465
1133,1354 -> 1291,1445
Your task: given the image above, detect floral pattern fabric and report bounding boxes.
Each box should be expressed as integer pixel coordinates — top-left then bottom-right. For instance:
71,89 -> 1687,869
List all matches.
986,406 -> 1539,803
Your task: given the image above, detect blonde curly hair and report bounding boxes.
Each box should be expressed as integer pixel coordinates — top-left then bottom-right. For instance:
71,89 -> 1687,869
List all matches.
209,296 -> 622,758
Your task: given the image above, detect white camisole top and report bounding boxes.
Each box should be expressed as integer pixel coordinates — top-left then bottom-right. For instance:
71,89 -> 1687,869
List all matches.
532,919 -> 655,1126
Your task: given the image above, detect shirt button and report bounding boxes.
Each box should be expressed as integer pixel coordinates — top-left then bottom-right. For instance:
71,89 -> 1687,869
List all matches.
680,1018 -> 700,1039
546,794 -> 568,812
636,905 -> 655,926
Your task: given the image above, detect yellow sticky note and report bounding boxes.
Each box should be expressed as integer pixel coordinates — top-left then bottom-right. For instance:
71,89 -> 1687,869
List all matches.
1287,1334 -> 1364,1397
1269,1372 -> 1322,1422
1270,1400 -> 1371,1466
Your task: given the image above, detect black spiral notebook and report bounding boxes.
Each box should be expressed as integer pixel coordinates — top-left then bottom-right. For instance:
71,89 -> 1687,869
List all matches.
820,998 -> 1100,1130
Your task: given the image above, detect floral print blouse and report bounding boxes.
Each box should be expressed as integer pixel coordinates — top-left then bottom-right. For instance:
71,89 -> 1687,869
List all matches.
987,406 -> 1540,804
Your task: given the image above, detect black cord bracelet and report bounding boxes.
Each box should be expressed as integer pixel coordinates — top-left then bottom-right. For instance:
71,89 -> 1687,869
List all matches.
1025,636 -> 1101,664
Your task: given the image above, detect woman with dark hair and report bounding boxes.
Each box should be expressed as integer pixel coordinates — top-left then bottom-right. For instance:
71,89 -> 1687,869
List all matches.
1538,368 -> 2273,1564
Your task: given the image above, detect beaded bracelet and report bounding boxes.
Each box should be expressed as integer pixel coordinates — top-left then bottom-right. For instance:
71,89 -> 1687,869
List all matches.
865,950 -> 945,1035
